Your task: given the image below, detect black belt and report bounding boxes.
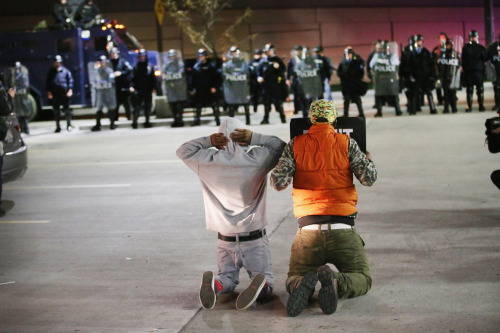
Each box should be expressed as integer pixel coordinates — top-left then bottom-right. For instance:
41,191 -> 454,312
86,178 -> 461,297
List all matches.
218,229 -> 266,242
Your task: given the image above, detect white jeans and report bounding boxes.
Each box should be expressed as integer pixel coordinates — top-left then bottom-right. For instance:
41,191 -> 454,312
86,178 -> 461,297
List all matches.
216,236 -> 274,293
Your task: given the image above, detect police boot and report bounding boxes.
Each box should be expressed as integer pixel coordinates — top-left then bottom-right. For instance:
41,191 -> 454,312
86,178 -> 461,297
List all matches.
278,104 -> 286,123
427,93 -> 437,114
132,108 -> 139,129
443,98 -> 450,113
191,108 -> 201,126
374,98 -> 383,117
228,106 -> 235,118
54,110 -> 61,133
493,86 -> 500,110
65,109 -> 73,131
354,97 -> 365,117
261,104 -> 270,124
394,96 -> 403,116
144,109 -> 152,128
478,88 -> 486,112
109,110 -> 116,130
213,106 -> 221,126
466,88 -> 473,112
244,105 -> 251,125
23,117 -> 30,135
91,111 -> 103,131
343,99 -> 350,117
450,92 -> 458,113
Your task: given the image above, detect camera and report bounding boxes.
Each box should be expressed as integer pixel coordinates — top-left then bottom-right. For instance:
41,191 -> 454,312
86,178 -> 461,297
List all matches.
485,116 -> 500,153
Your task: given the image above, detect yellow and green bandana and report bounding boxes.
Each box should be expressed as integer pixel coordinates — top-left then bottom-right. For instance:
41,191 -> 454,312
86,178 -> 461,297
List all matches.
309,99 -> 337,124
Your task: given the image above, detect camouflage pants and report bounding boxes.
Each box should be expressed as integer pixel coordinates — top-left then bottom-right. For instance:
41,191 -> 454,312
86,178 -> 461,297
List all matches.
286,227 -> 372,299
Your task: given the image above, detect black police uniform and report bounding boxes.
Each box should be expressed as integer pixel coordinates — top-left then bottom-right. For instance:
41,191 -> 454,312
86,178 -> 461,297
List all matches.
405,46 -> 437,115
188,56 -> 221,126
111,56 -> 133,121
337,52 -> 366,117
257,53 -> 287,124
131,55 -> 156,128
46,60 -> 74,132
248,51 -> 263,113
462,39 -> 487,111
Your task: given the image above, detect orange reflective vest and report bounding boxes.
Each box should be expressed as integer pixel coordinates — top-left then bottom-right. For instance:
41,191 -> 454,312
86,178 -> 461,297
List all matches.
292,123 -> 358,218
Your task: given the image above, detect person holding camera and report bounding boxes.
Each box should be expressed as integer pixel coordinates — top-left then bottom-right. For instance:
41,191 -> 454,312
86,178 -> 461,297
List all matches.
486,112 -> 500,189
0,76 -> 16,217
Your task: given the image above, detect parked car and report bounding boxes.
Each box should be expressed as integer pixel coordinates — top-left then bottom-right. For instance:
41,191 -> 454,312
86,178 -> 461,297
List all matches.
2,113 -> 27,183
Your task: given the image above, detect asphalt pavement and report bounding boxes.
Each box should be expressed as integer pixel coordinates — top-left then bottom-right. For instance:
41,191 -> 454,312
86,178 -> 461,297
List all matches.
0,87 -> 499,333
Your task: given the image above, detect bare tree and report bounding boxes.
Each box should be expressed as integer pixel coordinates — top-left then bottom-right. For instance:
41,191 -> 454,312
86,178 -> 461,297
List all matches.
161,0 -> 254,57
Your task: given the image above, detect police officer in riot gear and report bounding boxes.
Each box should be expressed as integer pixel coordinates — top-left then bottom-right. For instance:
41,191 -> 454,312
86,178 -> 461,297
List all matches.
489,44 -> 500,111
403,35 -> 437,115
131,48 -> 157,129
462,30 -> 487,112
248,49 -> 263,113
432,33 -> 449,106
46,55 -> 74,132
369,41 -> 402,117
109,47 -> 133,121
222,46 -> 251,125
313,45 -> 335,101
257,43 -> 287,124
162,49 -> 188,127
287,45 -> 304,115
7,62 -> 32,134
89,55 -> 117,131
337,46 -> 366,117
188,48 -> 221,126
437,38 -> 461,113
292,46 -> 324,118
74,0 -> 101,29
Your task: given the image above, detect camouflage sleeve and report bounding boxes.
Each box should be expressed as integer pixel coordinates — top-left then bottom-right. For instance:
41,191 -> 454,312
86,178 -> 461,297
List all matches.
348,138 -> 378,186
270,139 -> 295,191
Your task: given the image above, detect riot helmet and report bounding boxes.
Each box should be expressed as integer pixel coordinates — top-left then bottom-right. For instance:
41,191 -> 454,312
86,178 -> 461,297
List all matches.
254,49 -> 263,55
293,45 -> 303,51
110,47 -> 120,59
167,49 -> 177,58
469,30 -> 479,38
229,46 -> 240,58
381,41 -> 391,54
15,61 -> 22,68
138,48 -> 148,62
54,55 -> 63,63
197,48 -> 208,57
344,46 -> 354,59
313,45 -> 324,53
263,43 -> 275,52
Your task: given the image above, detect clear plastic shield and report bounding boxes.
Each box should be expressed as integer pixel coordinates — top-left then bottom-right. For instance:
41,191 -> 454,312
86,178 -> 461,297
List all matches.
450,36 -> 463,89
222,54 -> 250,105
5,65 -> 34,118
161,50 -> 187,103
87,60 -> 116,109
295,48 -> 323,99
371,41 -> 400,96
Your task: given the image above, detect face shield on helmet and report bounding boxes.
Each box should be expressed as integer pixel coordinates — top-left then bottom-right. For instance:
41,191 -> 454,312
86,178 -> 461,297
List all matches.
344,46 -> 354,59
263,43 -> 275,56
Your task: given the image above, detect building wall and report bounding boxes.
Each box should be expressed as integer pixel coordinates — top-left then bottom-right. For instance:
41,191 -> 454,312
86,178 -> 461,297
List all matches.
0,6 -> 494,82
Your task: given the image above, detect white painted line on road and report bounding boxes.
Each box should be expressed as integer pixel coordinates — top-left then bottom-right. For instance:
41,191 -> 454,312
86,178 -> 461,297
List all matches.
0,281 -> 15,286
0,220 -> 51,224
30,160 -> 182,167
4,184 -> 132,190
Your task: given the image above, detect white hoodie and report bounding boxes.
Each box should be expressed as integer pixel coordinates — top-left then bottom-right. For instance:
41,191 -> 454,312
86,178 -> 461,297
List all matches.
176,118 -> 286,234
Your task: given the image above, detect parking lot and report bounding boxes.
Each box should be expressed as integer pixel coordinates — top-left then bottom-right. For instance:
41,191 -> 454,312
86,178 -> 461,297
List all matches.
0,88 -> 499,333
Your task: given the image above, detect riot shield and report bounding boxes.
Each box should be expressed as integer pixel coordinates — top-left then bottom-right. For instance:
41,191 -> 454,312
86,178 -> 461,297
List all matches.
290,117 -> 366,153
222,54 -> 251,105
449,36 -> 463,89
371,41 -> 399,96
5,65 -> 34,119
161,50 -> 187,103
88,60 -> 116,109
295,49 -> 323,99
